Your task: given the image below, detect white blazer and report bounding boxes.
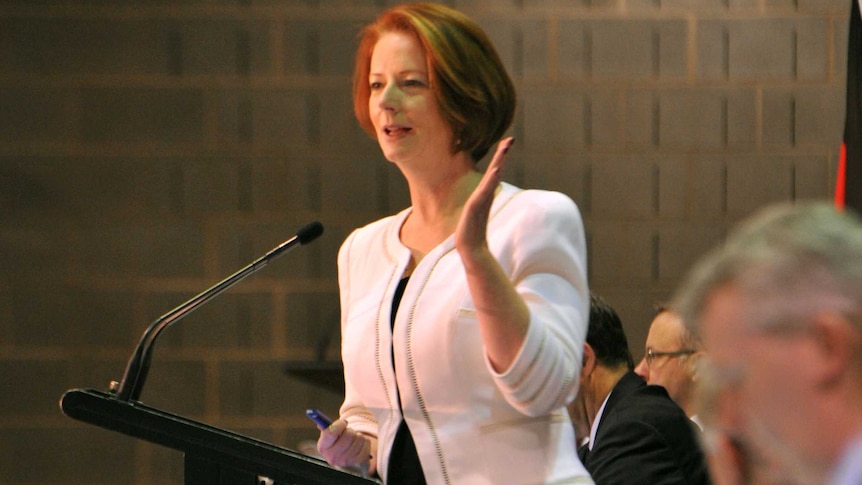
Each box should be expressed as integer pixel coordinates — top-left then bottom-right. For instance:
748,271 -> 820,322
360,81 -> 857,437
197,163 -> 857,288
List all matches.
337,182 -> 593,485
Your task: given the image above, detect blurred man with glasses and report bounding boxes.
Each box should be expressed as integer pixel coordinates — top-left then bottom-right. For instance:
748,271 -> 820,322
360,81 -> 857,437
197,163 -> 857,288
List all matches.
673,201 -> 862,485
570,293 -> 711,484
635,307 -> 705,429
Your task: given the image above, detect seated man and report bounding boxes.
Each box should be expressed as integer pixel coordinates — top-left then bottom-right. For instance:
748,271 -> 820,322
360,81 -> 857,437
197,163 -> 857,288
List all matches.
634,306 -> 705,429
570,294 -> 711,485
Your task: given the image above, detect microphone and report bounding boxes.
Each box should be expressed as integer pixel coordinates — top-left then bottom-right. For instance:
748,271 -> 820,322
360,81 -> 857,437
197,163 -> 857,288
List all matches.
112,221 -> 324,402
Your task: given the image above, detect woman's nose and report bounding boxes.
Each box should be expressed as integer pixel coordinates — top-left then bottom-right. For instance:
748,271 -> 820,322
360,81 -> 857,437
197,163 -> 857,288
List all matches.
378,83 -> 400,111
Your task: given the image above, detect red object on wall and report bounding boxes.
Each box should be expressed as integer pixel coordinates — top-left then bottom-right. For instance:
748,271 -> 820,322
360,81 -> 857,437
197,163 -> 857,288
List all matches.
837,0 -> 862,213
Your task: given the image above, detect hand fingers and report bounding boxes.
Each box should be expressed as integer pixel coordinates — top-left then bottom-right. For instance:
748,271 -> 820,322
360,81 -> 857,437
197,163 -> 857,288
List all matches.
480,137 -> 514,191
317,421 -> 370,468
317,419 -> 346,450
468,137 -> 514,214
489,136 -> 515,170
345,430 -> 370,462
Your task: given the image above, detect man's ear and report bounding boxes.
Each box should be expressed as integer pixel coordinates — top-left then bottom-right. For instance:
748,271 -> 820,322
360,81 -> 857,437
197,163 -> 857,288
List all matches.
581,343 -> 597,381
809,311 -> 860,389
688,351 -> 705,384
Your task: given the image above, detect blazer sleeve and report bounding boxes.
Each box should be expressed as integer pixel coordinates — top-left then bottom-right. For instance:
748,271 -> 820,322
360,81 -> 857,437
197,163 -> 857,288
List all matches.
335,229 -> 379,437
488,191 -> 589,416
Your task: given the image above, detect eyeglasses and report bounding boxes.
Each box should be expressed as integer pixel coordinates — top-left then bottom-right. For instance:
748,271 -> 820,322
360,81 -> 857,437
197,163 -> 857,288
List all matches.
644,348 -> 696,367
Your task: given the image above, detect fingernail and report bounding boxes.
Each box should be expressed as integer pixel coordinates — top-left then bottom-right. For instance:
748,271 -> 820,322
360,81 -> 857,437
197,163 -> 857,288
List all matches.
503,137 -> 515,154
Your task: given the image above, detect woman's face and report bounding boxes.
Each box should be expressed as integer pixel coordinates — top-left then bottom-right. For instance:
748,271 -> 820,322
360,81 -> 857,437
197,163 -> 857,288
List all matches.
367,31 -> 454,165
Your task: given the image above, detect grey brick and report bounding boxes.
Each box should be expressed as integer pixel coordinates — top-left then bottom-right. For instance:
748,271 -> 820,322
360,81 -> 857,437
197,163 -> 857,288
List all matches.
763,90 -> 797,146
655,155 -> 689,218
727,89 -> 759,147
283,19 -> 364,77
522,155 -> 591,211
698,18 -> 827,81
74,221 -> 204,278
147,444 -> 186,484
212,219 -> 330,278
0,360 -> 76,415
690,156 -> 730,216
695,20 -> 728,80
591,155 -> 657,219
144,292 -> 274,350
318,91 -> 375,153
588,222 -> 656,285
793,155 -> 832,200
219,360 -> 343,417
652,88 -> 757,149
80,88 -> 205,143
658,89 -> 727,149
558,17 -> 687,80
518,0 -> 597,7
251,157 -> 320,213
794,87 -> 845,147
245,89 -> 315,149
182,157 -> 249,213
624,90 -> 658,147
0,19 -> 168,75
658,224 -> 727,282
137,359 -> 208,416
796,17 -> 831,80
0,427 -> 135,484
782,0 -> 848,12
8,286 -> 137,348
726,155 -> 795,216
590,19 -> 687,80
588,91 -> 625,148
762,88 -> 843,148
521,91 -> 587,153
166,19 -> 272,75
320,153 -> 388,214
518,18 -> 552,79
558,20 -> 590,79
0,157 -> 187,221
284,291 -> 341,352
0,217 -> 75,277
0,88 -> 71,142
480,18 -> 523,78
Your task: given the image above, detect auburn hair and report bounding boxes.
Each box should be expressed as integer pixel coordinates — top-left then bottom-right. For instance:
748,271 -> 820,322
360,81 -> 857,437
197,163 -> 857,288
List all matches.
352,3 -> 516,162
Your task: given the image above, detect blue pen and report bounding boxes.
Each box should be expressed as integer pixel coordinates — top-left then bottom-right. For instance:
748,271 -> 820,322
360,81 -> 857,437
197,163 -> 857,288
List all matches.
306,408 -> 333,429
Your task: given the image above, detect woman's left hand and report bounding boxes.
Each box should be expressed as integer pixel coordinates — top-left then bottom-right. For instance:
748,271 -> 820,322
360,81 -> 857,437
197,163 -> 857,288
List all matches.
453,136 -> 526,373
455,137 -> 514,256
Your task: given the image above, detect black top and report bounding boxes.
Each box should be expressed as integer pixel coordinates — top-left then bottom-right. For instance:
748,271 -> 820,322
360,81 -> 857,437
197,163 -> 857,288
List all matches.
583,372 -> 711,485
386,277 -> 426,484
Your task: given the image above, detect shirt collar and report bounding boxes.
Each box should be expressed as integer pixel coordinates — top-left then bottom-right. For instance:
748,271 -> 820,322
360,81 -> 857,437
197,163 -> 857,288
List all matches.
588,391 -> 612,450
827,433 -> 862,485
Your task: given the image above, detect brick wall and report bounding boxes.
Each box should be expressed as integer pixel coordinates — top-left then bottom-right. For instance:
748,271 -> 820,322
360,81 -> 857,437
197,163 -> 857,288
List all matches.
0,0 -> 848,483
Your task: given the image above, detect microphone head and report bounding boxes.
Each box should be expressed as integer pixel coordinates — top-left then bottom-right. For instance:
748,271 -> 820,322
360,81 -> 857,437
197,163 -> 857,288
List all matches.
296,221 -> 324,245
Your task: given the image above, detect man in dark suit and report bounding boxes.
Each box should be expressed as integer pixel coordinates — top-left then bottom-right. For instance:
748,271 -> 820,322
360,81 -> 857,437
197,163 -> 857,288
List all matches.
570,294 -> 711,485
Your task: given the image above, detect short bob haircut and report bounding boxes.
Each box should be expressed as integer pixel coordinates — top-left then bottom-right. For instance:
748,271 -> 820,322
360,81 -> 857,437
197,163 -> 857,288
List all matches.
352,3 -> 516,163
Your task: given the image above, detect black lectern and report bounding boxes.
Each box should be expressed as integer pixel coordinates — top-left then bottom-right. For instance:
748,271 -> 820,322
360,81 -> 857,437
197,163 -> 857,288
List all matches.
60,389 -> 377,484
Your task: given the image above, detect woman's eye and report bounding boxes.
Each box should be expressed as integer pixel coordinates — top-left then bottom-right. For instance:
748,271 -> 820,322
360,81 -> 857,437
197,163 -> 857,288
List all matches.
370,82 -> 382,90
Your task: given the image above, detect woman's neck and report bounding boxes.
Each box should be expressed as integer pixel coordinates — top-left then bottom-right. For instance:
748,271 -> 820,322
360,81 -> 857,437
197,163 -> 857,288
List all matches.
398,157 -> 482,259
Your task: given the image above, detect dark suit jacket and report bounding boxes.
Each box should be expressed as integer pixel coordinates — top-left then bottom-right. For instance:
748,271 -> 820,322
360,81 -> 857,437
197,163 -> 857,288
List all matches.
581,372 -> 711,485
